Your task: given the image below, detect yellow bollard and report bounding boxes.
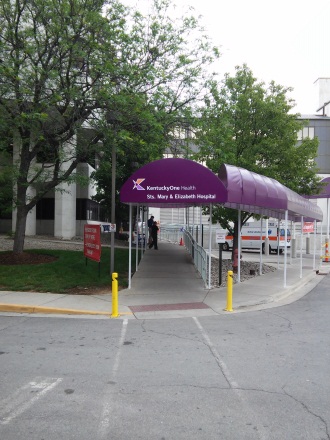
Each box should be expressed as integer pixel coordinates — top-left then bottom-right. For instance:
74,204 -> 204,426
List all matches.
111,272 -> 119,318
225,270 -> 233,312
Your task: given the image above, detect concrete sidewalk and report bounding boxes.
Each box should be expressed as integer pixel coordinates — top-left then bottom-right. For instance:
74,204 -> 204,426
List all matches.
0,241 -> 329,319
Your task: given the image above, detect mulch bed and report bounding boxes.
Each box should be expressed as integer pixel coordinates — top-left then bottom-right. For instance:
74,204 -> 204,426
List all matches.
0,251 -> 58,265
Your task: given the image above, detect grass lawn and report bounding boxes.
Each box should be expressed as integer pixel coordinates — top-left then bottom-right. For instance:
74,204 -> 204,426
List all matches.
0,248 -> 138,293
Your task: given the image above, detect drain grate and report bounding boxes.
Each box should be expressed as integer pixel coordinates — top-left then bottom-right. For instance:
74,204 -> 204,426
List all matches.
129,302 -> 210,313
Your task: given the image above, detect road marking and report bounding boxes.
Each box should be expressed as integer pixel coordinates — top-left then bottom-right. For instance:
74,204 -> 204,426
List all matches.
193,317 -> 269,440
0,377 -> 62,425
99,319 -> 128,437
193,317 -> 239,389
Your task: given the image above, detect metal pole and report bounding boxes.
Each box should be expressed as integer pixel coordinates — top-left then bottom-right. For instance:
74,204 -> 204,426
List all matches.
208,204 -> 212,289
136,204 -> 139,272
199,207 -> 202,246
327,198 -> 330,262
238,210 -> 241,283
313,220 -> 316,270
326,199 -> 330,241
110,141 -> 116,275
146,207 -> 149,251
192,206 -> 195,240
300,216 -> 303,278
277,217 -> 280,269
218,243 -> 222,286
284,210 -> 288,288
259,217 -> 263,275
320,223 -> 323,269
290,220 -> 293,264
143,207 -> 147,253
128,204 -> 132,289
202,224 -> 204,248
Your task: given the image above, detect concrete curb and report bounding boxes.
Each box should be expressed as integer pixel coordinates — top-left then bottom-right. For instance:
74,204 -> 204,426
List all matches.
233,270 -> 328,312
0,269 -> 328,319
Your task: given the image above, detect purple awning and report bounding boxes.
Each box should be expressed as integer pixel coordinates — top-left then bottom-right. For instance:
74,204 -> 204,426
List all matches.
120,158 -> 228,207
120,159 -> 323,221
219,164 -> 287,213
219,164 -> 323,221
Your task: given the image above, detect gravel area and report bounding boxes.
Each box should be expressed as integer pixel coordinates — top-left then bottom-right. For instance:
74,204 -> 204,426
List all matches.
210,257 -> 276,288
0,234 -> 276,288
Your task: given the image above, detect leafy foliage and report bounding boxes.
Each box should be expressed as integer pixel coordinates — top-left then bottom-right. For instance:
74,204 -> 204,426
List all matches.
0,0 -> 219,252
193,65 -> 322,248
86,0 -> 220,226
196,67 -> 321,205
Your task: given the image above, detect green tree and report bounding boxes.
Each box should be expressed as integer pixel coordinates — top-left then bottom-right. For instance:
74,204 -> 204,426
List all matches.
0,0 -> 219,254
0,0 -> 130,253
194,65 -> 322,251
89,0 -> 220,226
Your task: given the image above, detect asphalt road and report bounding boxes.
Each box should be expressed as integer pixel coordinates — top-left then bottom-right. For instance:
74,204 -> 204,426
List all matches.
1,276 -> 330,440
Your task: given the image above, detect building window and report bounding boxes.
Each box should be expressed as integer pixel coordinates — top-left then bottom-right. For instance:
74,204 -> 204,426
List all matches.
36,198 -> 55,220
297,126 -> 314,140
76,199 -> 99,221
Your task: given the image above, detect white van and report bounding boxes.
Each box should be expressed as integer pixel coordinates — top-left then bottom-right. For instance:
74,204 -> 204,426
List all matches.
223,221 -> 291,254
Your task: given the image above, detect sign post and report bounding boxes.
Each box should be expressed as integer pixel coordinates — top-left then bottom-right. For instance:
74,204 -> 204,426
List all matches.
216,229 -> 226,286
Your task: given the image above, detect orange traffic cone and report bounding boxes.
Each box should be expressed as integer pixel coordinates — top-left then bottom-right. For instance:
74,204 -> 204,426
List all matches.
179,237 -> 184,246
325,240 -> 329,262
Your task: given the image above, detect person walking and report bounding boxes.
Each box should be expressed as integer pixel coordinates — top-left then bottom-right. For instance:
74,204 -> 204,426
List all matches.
151,221 -> 159,250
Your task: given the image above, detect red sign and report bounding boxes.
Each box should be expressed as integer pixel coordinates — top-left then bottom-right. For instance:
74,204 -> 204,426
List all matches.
84,224 -> 101,262
303,222 -> 314,234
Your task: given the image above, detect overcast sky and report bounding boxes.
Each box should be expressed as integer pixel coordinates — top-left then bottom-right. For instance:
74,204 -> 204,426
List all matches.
122,0 -> 330,115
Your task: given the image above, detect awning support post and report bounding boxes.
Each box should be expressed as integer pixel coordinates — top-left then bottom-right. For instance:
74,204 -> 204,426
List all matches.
208,204 -> 212,289
313,220 -> 316,270
259,217 -> 263,275
300,216 -> 303,278
284,210 -> 288,288
238,209 -> 241,283
136,204 -> 139,272
277,217 -> 280,269
128,204 -> 132,289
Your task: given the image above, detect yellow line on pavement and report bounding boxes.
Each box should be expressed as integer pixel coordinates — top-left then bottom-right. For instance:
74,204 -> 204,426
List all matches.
0,304 -> 133,317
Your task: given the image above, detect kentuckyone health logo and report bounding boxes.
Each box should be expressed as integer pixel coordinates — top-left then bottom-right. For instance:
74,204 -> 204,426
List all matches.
133,178 -> 146,191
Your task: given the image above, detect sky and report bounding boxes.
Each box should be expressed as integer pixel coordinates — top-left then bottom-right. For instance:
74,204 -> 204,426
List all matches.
121,0 -> 330,115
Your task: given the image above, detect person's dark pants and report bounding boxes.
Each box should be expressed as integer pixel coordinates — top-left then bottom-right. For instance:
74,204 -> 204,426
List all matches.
152,234 -> 158,249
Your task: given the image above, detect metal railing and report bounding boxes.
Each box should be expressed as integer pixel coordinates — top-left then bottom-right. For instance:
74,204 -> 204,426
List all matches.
159,224 -> 208,286
159,224 -> 183,244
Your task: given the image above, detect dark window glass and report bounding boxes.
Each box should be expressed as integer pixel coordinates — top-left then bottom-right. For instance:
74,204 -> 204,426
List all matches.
36,198 -> 55,220
76,199 -> 99,221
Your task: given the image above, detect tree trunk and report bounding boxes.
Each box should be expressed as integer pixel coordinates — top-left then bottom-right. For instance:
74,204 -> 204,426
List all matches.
232,219 -> 240,261
13,204 -> 28,254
